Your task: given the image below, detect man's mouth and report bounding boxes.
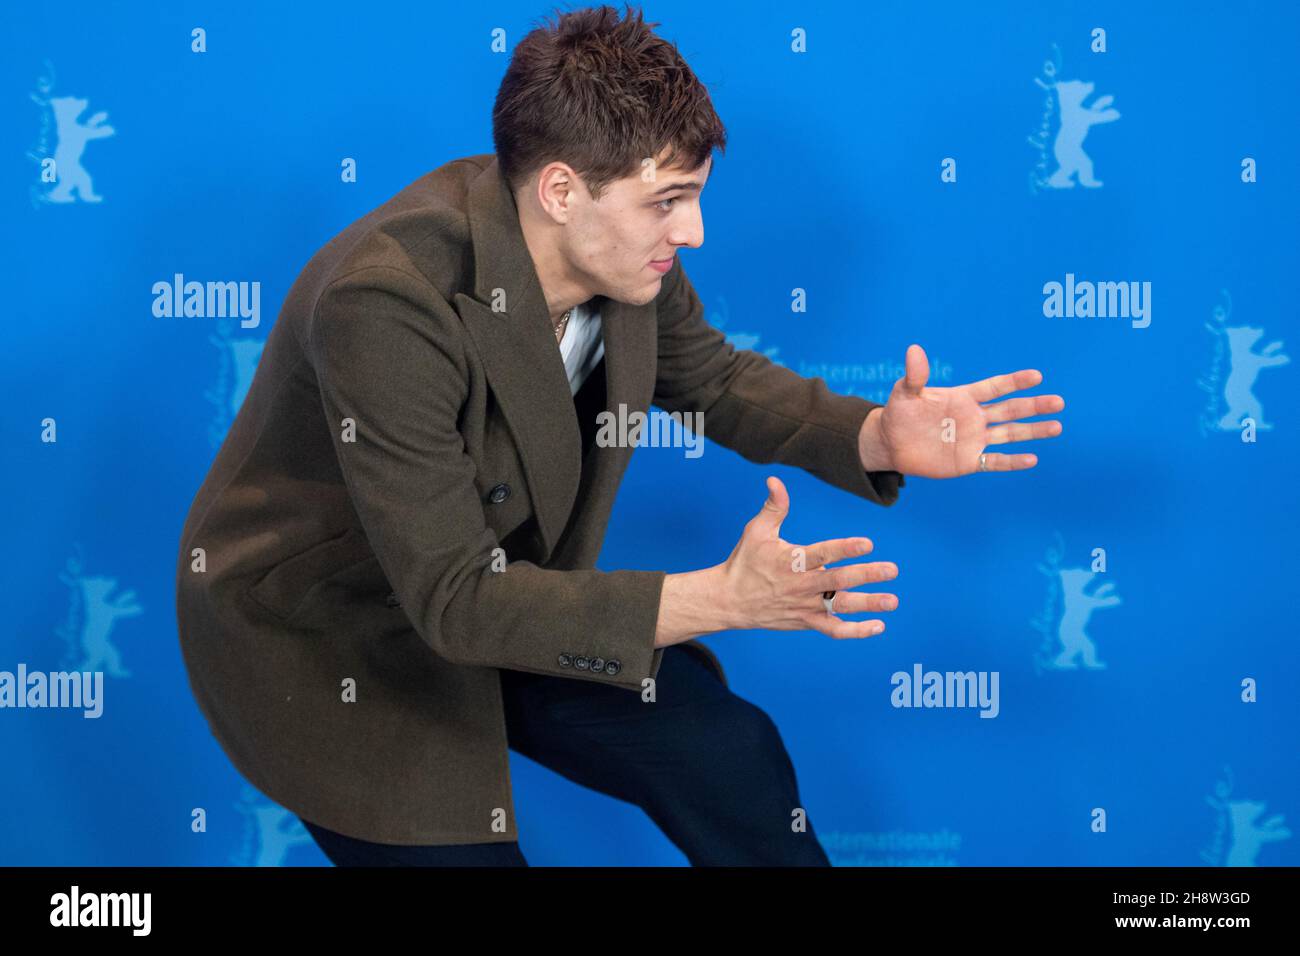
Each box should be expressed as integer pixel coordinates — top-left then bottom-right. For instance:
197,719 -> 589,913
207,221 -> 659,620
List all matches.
648,257 -> 674,274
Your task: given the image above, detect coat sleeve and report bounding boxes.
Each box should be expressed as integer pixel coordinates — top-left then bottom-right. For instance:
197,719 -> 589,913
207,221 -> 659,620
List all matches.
310,266 -> 666,689
651,258 -> 905,506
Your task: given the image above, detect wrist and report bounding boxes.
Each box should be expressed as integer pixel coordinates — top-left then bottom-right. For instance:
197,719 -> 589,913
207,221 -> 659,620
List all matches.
858,406 -> 894,472
654,565 -> 737,648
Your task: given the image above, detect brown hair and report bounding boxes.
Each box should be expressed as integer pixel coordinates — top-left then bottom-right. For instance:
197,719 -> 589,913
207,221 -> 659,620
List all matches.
492,3 -> 727,200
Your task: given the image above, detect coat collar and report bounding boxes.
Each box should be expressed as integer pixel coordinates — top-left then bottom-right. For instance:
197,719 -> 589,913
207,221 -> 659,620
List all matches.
452,156 -> 657,560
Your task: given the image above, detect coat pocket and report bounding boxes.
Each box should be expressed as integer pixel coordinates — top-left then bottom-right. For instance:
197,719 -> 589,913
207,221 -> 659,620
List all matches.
246,527 -> 376,621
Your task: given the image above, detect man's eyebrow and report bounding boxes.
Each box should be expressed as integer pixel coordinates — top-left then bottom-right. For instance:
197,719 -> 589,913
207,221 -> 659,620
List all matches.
646,180 -> 705,196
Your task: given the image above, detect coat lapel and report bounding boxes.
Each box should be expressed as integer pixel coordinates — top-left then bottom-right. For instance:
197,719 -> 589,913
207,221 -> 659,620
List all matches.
453,157 -> 657,560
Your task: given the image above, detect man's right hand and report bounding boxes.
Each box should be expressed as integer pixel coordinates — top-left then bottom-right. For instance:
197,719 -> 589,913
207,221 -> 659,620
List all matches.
654,475 -> 900,647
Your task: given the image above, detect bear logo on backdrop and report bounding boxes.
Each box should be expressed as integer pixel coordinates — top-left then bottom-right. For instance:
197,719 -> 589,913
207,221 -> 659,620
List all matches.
1029,41 -> 1120,194
206,318 -> 267,448
229,786 -> 317,866
1031,533 -> 1122,674
27,60 -> 115,207
55,546 -> 139,679
1201,766 -> 1292,866
1199,290 -> 1290,437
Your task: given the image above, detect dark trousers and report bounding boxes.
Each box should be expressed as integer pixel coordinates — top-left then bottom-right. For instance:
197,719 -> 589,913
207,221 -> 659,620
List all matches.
300,644 -> 830,866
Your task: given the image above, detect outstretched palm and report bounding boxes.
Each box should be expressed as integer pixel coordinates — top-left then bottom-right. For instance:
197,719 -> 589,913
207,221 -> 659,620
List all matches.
878,344 -> 1065,478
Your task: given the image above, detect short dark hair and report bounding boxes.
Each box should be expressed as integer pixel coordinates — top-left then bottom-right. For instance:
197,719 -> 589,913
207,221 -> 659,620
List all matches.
492,3 -> 727,200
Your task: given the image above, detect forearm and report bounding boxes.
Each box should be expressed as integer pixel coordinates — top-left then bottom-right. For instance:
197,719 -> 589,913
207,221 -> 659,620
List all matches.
654,565 -> 737,648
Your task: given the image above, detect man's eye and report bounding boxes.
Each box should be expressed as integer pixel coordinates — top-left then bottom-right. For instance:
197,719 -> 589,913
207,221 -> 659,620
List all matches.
655,197 -> 678,212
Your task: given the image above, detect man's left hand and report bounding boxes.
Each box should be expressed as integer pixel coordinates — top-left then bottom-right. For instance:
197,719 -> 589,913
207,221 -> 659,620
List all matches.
858,344 -> 1065,478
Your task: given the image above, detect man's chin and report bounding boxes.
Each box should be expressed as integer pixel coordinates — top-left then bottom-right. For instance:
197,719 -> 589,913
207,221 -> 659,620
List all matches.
606,280 -> 662,308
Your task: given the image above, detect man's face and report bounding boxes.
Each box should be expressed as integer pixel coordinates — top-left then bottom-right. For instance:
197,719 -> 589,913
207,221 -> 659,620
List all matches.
560,153 -> 710,306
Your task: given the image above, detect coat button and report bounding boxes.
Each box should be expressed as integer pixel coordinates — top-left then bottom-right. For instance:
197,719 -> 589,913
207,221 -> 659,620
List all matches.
590,657 -> 605,672
488,483 -> 511,504
605,660 -> 621,676
557,653 -> 573,667
574,656 -> 591,670
385,591 -> 401,608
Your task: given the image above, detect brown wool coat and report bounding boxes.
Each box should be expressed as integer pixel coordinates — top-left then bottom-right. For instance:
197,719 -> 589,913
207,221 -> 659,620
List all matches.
175,154 -> 904,845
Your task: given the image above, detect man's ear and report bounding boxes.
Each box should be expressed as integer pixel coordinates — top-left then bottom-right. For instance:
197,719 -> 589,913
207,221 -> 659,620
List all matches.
533,164 -> 580,223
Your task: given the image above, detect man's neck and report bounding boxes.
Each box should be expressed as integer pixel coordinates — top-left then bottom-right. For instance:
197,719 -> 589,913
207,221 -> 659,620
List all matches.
516,200 -> 591,325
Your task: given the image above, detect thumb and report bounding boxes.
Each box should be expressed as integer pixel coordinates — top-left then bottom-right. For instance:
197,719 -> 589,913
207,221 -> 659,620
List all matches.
901,343 -> 930,395
752,474 -> 789,536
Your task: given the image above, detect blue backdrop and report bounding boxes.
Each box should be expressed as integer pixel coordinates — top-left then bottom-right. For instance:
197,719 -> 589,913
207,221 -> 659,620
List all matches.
3,0 -> 1296,866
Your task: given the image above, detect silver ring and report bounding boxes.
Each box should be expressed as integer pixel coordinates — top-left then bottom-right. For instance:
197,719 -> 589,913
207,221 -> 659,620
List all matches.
822,590 -> 837,614
978,452 -> 988,472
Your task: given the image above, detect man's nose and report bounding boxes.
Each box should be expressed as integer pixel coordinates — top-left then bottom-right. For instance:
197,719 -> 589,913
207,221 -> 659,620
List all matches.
671,205 -> 704,249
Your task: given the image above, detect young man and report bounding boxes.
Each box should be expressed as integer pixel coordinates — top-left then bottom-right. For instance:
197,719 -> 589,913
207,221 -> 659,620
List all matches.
175,4 -> 1063,866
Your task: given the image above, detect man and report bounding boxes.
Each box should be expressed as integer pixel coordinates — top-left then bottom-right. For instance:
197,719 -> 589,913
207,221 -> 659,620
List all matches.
175,4 -> 1064,866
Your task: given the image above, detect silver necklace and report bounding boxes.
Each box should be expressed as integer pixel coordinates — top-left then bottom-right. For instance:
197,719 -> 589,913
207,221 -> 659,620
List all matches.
553,308 -> 572,342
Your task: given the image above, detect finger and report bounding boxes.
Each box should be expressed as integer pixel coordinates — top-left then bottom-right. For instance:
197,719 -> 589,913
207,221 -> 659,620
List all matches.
966,368 -> 1044,404
798,536 -> 874,571
901,343 -> 929,395
814,590 -> 899,615
982,393 -> 1065,424
749,475 -> 789,538
803,612 -> 887,640
977,451 -> 1038,471
985,420 -> 1063,445
806,560 -> 900,593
